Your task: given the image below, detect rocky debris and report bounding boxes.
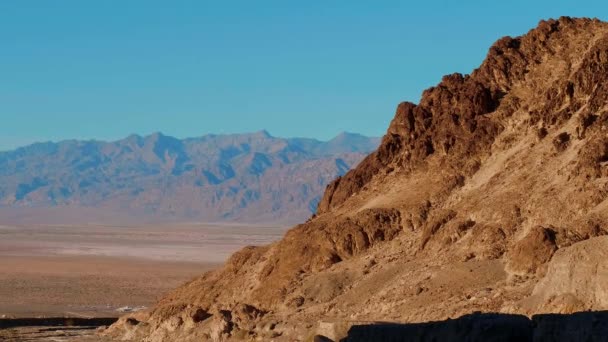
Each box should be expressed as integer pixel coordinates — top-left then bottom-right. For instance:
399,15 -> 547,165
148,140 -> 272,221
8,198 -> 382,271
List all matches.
552,132 -> 571,152
210,310 -> 233,341
574,132 -> 608,180
102,314 -> 149,341
108,17 -> 608,341
286,295 -> 305,308
506,226 -> 557,276
230,303 -> 266,331
161,316 -> 183,333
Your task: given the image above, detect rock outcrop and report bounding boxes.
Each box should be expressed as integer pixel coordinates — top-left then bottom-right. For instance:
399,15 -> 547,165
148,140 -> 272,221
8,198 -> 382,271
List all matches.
526,236 -> 608,313
108,17 -> 608,341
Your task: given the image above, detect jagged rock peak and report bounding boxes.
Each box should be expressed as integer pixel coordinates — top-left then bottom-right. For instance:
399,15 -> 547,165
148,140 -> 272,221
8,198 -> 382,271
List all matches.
317,16 -> 608,213
107,17 -> 608,341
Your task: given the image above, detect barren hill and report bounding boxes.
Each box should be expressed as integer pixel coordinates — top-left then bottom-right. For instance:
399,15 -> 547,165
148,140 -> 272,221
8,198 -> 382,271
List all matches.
107,17 -> 608,341
0,131 -> 379,224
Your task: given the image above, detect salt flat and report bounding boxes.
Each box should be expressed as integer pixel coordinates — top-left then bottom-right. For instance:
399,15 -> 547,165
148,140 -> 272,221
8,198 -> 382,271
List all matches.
0,223 -> 287,318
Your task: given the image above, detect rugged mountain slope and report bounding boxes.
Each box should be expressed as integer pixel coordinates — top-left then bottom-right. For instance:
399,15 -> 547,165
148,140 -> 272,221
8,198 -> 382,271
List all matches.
107,17 -> 608,341
0,131 -> 379,224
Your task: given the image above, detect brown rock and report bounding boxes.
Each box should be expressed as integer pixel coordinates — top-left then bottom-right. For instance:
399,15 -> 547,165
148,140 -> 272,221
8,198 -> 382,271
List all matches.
531,236 -> 608,312
506,226 -> 557,275
110,17 -> 608,341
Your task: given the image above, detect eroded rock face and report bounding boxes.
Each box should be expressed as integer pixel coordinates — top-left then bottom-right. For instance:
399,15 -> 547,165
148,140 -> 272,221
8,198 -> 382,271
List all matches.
109,17 -> 608,341
318,17 -> 608,215
531,236 -> 608,313
506,226 -> 557,276
317,74 -> 503,214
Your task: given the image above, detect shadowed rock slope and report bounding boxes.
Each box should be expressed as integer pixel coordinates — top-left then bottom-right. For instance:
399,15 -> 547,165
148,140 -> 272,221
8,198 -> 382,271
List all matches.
107,17 -> 608,341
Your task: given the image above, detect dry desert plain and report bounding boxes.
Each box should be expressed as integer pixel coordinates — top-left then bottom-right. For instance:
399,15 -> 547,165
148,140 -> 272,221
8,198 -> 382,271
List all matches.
0,222 -> 287,340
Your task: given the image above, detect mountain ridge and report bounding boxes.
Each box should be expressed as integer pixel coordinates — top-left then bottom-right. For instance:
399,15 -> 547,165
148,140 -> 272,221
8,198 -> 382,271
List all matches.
105,17 -> 608,341
0,131 -> 380,224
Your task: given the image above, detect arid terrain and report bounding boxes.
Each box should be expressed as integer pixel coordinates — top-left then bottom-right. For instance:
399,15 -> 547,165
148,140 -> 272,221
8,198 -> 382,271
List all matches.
5,15 -> 608,342
101,17 -> 608,341
0,223 -> 286,341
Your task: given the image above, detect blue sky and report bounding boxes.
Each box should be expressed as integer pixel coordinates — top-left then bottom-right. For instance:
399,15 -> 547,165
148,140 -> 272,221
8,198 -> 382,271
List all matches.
1,1 -> 606,151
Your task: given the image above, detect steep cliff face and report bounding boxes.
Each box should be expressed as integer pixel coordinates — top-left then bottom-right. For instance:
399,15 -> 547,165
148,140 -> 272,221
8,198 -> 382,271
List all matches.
318,17 -> 608,214
107,17 -> 608,341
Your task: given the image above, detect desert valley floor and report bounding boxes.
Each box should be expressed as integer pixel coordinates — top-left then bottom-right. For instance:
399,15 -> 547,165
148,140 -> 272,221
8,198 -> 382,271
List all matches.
0,222 -> 287,341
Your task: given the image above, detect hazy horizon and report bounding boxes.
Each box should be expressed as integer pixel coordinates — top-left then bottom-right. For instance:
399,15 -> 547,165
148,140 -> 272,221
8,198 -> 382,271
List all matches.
2,1 -> 607,151
0,129 -> 379,153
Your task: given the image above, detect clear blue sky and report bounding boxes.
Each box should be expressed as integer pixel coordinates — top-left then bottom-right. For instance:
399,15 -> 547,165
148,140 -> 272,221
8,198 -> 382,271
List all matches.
1,1 -> 606,151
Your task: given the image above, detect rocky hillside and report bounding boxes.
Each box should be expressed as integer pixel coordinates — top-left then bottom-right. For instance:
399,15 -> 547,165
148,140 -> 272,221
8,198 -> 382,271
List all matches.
107,17 -> 608,341
0,131 -> 379,224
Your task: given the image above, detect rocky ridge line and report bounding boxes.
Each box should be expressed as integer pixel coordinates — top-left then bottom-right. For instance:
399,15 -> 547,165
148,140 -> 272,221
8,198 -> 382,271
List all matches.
106,17 -> 608,341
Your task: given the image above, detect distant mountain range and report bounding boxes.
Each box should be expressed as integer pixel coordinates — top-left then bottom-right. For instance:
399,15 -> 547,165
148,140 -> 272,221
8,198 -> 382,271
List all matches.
0,131 -> 379,224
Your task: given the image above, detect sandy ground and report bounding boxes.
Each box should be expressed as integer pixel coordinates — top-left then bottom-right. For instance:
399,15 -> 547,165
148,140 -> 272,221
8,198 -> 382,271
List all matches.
0,223 -> 287,318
